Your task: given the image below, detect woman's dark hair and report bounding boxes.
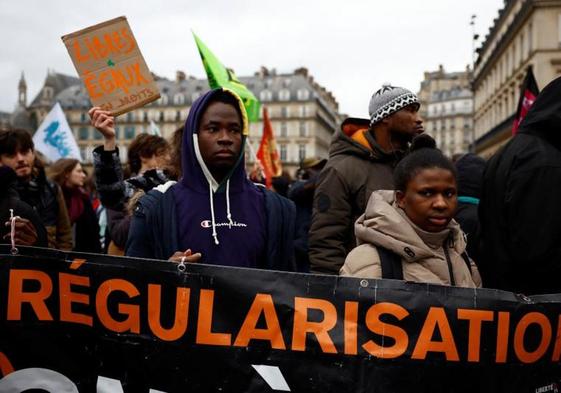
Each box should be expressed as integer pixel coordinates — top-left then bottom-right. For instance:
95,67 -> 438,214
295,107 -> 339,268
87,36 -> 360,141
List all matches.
394,146 -> 457,192
127,134 -> 170,175
168,126 -> 184,180
49,158 -> 80,188
0,128 -> 34,156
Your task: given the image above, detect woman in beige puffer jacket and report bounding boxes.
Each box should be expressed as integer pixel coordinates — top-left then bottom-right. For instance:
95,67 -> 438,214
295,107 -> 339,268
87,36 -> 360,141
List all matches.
340,147 -> 481,288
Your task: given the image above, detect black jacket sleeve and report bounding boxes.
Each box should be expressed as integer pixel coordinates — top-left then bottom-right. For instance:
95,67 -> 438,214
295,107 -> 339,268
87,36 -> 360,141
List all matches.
93,145 -> 129,211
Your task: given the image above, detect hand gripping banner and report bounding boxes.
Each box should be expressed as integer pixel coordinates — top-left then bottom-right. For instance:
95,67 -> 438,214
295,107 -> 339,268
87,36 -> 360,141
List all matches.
1,245 -> 561,392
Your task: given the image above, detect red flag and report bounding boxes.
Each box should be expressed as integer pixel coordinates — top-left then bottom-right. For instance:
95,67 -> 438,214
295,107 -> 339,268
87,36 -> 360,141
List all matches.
256,107 -> 282,188
512,66 -> 539,135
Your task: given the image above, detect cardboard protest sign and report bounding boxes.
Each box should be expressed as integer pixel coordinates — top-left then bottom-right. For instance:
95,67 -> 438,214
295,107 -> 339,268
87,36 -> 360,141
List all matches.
61,16 -> 160,116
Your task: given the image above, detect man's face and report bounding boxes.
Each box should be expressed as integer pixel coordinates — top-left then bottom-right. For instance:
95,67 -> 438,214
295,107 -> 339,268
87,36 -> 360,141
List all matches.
198,101 -> 243,178
0,148 -> 35,179
396,167 -> 458,233
385,104 -> 424,144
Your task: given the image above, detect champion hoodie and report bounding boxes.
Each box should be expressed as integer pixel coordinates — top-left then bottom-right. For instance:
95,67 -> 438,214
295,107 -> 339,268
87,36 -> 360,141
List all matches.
172,88 -> 266,267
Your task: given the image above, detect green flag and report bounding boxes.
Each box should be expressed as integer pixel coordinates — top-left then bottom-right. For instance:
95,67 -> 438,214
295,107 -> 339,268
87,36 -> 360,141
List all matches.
193,32 -> 261,122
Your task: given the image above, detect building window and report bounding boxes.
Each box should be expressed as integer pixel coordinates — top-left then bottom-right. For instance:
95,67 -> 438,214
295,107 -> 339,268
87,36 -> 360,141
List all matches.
280,144 -> 287,161
93,129 -> 103,140
115,126 -> 120,139
529,22 -> 533,53
174,94 -> 185,106
124,126 -> 135,139
281,107 -> 289,118
279,89 -> 290,101
160,95 -> 169,105
299,121 -> 307,137
78,127 -> 89,140
176,111 -> 182,121
80,112 -> 87,123
159,111 -> 164,122
297,89 -> 310,100
301,105 -> 307,117
558,15 -> 561,46
260,90 -> 272,101
42,87 -> 53,100
79,147 -> 87,162
126,112 -> 134,122
143,112 -> 149,122
280,122 -> 288,137
298,144 -> 306,161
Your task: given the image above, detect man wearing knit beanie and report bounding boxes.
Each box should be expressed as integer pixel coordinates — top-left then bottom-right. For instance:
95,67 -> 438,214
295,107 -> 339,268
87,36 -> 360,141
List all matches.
309,84 -> 424,274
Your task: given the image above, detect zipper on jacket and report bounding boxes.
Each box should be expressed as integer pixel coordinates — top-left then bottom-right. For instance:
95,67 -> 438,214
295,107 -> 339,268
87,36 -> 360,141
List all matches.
443,237 -> 456,286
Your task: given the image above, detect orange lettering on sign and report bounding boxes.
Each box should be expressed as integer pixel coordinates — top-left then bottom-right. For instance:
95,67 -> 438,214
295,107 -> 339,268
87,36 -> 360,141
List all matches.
234,294 -> 285,349
59,273 -> 92,327
363,302 -> 409,359
96,279 -> 140,334
72,40 -> 89,63
84,71 -> 102,99
292,297 -> 337,354
98,70 -> 115,94
496,311 -> 510,363
344,301 -> 359,355
121,27 -> 136,53
147,284 -> 190,342
7,269 -> 53,321
551,315 -> 561,361
83,62 -> 150,101
457,309 -> 494,362
513,312 -> 552,364
72,27 -> 136,64
0,352 -> 14,377
83,36 -> 100,60
196,289 -> 232,346
411,307 -> 459,361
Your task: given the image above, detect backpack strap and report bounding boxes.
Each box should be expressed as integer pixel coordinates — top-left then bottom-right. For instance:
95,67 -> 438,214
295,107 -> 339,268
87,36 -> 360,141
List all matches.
377,246 -> 403,280
460,251 -> 472,274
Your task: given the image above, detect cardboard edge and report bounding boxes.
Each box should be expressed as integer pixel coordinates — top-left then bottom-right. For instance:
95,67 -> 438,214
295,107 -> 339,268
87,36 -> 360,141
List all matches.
110,93 -> 161,117
61,16 -> 128,42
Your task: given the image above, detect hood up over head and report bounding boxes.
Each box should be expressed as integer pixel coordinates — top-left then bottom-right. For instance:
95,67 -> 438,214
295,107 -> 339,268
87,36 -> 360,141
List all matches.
178,87 -> 250,245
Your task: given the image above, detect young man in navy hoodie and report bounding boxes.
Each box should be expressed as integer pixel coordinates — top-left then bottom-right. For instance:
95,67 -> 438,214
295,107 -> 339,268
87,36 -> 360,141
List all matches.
124,88 -> 296,271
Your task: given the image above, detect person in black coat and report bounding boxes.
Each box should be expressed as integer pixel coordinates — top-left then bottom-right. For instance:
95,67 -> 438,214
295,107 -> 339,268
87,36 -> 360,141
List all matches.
454,153 -> 485,266
0,166 -> 48,247
288,157 -> 326,272
49,159 -> 101,253
479,75 -> 561,295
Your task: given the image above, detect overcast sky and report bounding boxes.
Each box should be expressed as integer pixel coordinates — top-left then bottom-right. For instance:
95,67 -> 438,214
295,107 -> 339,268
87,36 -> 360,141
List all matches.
0,0 -> 504,118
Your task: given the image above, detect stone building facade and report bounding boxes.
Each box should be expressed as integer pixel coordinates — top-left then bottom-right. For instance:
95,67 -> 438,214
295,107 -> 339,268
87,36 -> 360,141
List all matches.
418,66 -> 474,157
473,0 -> 561,157
10,67 -> 340,177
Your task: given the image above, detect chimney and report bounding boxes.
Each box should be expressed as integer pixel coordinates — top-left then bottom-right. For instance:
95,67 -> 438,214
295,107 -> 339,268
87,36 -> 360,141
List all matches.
176,70 -> 186,82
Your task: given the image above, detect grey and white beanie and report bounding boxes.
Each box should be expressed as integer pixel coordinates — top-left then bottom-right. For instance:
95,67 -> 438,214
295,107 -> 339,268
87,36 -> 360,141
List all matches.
368,84 -> 419,126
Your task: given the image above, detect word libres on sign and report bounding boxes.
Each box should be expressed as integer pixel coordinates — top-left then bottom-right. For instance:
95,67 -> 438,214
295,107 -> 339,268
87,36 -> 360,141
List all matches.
62,16 -> 160,116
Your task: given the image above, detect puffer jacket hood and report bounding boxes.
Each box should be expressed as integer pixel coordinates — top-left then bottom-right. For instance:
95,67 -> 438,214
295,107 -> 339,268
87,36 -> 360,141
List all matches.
355,190 -> 466,262
329,117 -> 399,163
518,75 -> 561,149
341,190 -> 480,287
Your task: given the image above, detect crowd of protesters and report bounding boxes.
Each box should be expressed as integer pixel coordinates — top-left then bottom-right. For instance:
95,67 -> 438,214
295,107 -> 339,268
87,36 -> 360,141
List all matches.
1,77 -> 561,296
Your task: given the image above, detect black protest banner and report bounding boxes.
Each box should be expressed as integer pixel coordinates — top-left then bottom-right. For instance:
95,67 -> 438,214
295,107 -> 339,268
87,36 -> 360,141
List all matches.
1,245 -> 561,392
